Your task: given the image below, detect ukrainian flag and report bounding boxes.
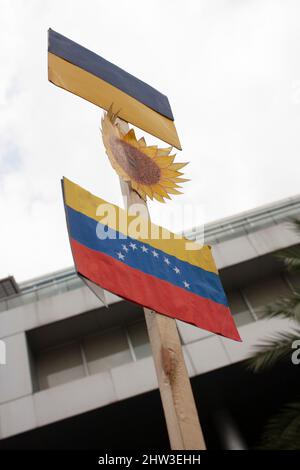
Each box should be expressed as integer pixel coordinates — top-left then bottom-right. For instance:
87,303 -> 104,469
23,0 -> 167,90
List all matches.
48,29 -> 181,149
62,178 -> 240,341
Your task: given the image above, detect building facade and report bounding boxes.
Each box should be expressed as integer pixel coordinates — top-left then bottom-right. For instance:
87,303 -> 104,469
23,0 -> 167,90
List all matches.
0,195 -> 300,449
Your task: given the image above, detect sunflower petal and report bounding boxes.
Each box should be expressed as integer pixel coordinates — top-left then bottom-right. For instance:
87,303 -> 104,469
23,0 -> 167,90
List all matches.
153,155 -> 175,168
150,184 -> 171,199
170,162 -> 188,171
161,169 -> 183,178
139,184 -> 154,199
138,137 -> 146,147
123,129 -> 138,147
153,193 -> 166,203
156,147 -> 173,156
165,187 -> 183,195
174,177 -> 190,183
143,146 -> 157,158
159,179 -> 179,188
158,181 -> 176,189
131,182 -> 146,200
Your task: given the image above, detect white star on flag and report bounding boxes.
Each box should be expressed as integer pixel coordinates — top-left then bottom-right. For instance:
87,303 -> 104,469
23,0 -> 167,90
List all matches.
122,244 -> 129,252
152,250 -> 159,258
173,266 -> 180,274
164,257 -> 170,265
129,242 -> 137,250
183,281 -> 190,289
141,246 -> 148,253
117,251 -> 125,260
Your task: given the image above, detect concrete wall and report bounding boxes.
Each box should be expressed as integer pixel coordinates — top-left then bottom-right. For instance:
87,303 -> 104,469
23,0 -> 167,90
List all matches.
0,220 -> 299,440
0,315 -> 294,440
0,333 -> 32,404
212,221 -> 300,269
0,286 -> 121,340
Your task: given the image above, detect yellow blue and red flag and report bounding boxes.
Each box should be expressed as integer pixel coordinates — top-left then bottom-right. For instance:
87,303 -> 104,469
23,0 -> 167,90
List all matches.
62,177 -> 240,341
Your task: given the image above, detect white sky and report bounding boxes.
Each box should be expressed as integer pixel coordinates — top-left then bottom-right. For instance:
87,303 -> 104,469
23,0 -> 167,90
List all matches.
0,0 -> 300,282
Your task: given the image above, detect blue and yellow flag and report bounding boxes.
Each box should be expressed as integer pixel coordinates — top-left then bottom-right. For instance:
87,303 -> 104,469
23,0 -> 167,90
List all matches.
48,29 -> 181,149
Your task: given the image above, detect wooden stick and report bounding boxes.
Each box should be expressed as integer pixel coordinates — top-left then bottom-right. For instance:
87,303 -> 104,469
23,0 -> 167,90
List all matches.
116,118 -> 206,450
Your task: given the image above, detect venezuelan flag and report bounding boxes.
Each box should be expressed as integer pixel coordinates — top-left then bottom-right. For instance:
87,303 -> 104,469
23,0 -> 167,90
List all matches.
48,29 -> 181,149
62,178 -> 241,341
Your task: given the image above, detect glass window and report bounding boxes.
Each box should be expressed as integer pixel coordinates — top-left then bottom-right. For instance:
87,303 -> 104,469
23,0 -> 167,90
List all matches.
243,275 -> 291,318
83,328 -> 132,374
226,290 -> 253,327
36,341 -> 85,390
127,321 -> 151,359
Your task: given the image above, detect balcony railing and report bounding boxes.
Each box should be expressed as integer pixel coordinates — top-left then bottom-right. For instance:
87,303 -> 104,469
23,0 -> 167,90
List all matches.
0,273 -> 82,313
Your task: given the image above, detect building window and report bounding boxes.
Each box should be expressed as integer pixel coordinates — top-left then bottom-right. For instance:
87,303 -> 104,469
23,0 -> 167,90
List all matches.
36,341 -> 85,390
83,328 -> 132,374
127,321 -> 151,360
242,275 -> 292,318
226,290 -> 254,326
30,319 -> 151,391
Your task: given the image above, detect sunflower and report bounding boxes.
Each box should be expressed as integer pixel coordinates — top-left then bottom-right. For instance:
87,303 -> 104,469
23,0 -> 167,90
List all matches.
101,108 -> 188,203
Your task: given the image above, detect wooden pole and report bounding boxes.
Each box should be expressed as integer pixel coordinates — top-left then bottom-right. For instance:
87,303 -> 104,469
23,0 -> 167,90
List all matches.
116,118 -> 206,450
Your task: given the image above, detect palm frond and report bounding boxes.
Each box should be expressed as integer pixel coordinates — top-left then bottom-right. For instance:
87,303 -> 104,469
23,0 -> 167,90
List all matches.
259,400 -> 300,450
249,218 -> 300,449
262,292 -> 300,323
290,218 -> 300,236
246,331 -> 300,372
275,246 -> 300,272
284,217 -> 300,236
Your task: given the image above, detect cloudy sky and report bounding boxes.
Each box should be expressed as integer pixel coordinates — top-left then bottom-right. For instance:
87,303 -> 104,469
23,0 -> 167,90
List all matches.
1,0 -> 300,282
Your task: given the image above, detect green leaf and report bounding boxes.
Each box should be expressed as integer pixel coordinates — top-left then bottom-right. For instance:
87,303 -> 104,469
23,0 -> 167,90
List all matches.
246,331 -> 300,373
275,246 -> 300,272
290,218 -> 300,236
259,400 -> 300,450
262,292 -> 300,323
